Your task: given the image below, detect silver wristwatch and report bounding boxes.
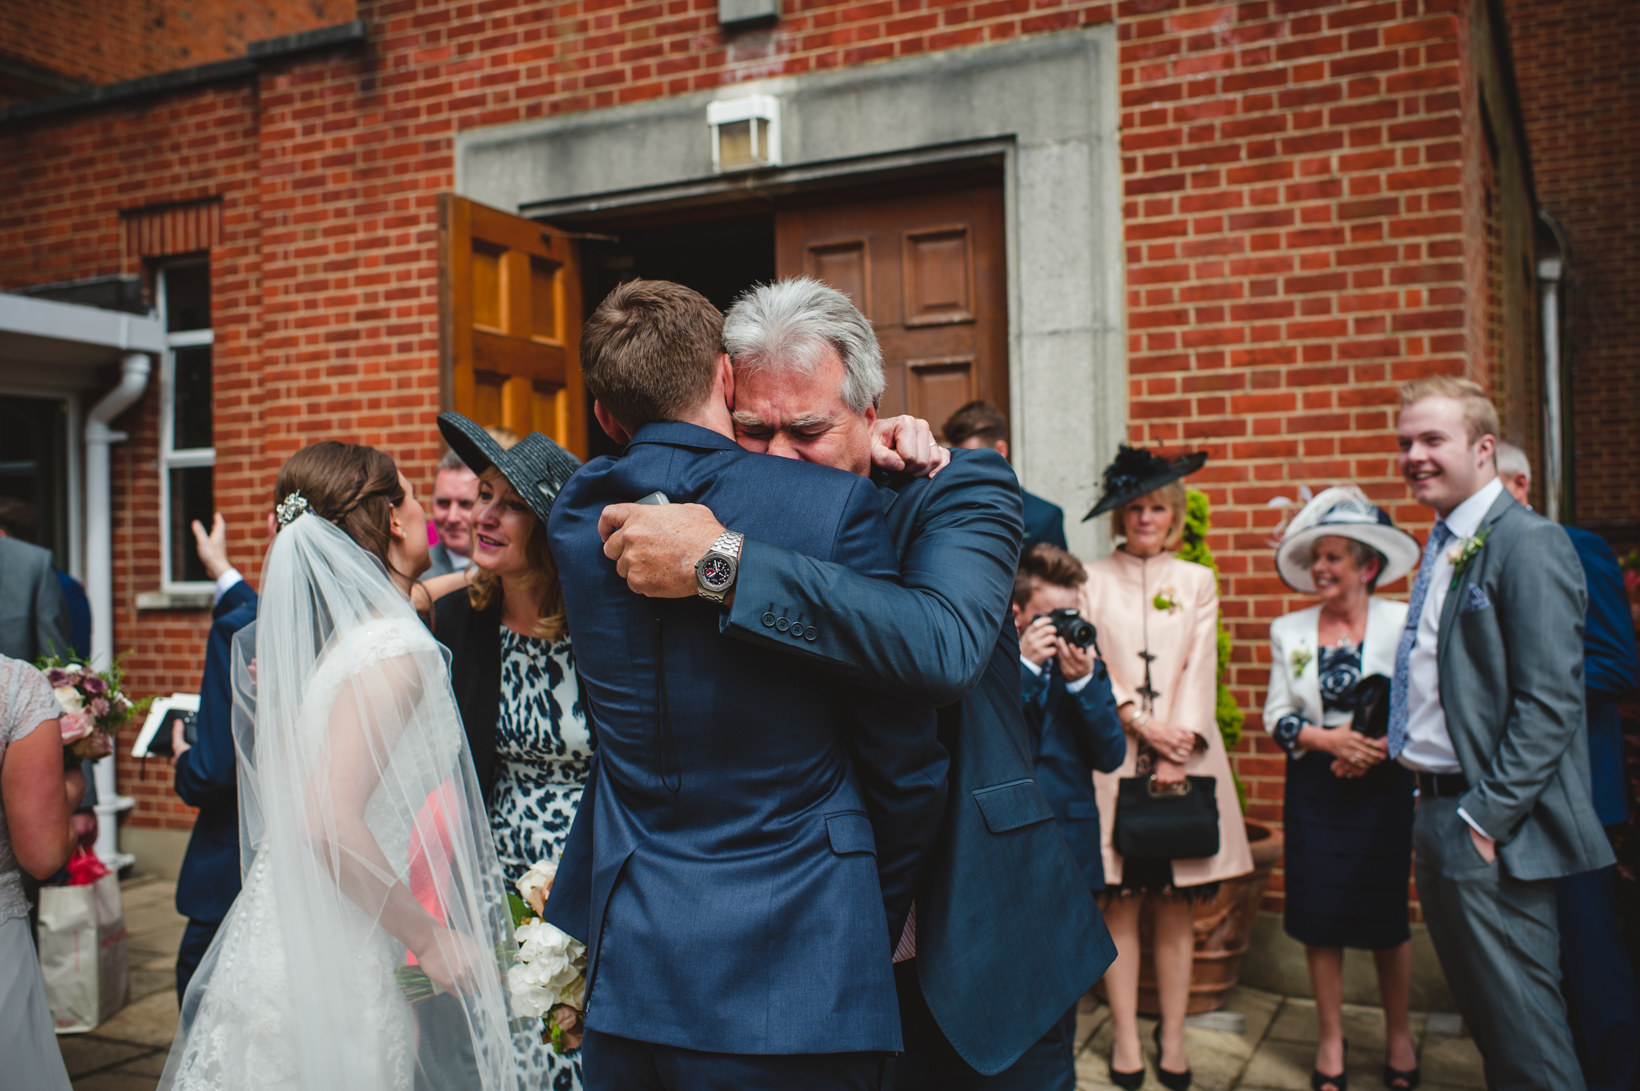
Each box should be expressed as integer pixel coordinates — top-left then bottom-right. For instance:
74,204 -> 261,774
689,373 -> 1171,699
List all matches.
694,530 -> 744,604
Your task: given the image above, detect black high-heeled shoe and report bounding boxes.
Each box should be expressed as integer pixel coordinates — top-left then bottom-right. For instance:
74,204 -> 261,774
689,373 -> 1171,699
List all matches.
1152,1023 -> 1192,1091
1312,1038 -> 1348,1091
1108,1060 -> 1145,1090
1381,1060 -> 1420,1090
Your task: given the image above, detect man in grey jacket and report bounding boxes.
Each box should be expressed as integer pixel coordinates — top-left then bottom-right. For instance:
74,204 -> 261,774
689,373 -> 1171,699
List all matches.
1390,376 -> 1613,1090
0,532 -> 73,663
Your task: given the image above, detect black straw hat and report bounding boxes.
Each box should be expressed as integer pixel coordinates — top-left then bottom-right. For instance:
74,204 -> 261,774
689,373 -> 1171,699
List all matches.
436,412 -> 582,528
1082,445 -> 1209,521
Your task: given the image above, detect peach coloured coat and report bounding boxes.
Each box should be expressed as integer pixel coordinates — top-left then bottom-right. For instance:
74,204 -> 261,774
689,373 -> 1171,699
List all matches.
1084,548 -> 1253,888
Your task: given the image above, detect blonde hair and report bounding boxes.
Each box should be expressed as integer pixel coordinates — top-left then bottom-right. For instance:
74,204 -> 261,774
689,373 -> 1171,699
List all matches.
1112,479 -> 1187,551
466,467 -> 566,641
1398,376 -> 1499,445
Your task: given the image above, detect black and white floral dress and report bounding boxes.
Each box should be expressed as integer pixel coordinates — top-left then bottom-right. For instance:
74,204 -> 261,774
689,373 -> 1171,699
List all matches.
491,626 -> 592,1091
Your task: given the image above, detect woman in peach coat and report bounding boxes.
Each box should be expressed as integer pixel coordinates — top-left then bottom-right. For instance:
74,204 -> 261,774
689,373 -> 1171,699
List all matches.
1081,447 -> 1252,1090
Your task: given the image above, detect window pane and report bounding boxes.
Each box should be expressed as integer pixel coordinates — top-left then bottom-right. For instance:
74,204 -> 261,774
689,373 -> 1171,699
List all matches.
173,345 -> 213,451
165,264 -> 210,332
169,465 -> 213,583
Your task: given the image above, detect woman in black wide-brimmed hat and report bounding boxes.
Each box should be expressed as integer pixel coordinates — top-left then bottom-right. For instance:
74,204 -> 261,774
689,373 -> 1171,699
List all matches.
1081,446 -> 1252,1091
432,412 -> 590,1088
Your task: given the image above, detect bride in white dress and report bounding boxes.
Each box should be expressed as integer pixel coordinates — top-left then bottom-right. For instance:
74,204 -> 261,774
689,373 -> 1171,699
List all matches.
160,443 -> 537,1091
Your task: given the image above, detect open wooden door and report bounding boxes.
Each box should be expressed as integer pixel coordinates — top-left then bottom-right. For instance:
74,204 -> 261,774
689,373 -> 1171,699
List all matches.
775,179 -> 1008,439
439,194 -> 588,458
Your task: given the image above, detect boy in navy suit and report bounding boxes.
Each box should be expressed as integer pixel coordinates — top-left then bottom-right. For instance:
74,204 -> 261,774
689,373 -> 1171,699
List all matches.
1010,543 -> 1127,891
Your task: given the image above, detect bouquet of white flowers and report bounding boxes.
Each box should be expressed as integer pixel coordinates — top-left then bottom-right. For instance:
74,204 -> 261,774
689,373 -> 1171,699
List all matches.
507,858 -> 587,1054
39,655 -> 147,769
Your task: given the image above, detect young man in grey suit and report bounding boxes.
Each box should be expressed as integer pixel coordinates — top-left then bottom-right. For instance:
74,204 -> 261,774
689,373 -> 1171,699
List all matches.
1391,376 -> 1614,1090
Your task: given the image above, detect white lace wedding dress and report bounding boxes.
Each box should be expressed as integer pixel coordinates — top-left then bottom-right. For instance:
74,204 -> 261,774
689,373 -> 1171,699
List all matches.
159,514 -> 531,1091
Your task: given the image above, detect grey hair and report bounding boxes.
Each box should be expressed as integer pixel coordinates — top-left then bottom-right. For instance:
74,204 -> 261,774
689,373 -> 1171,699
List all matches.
436,448 -> 470,474
722,277 -> 885,413
1494,439 -> 1530,480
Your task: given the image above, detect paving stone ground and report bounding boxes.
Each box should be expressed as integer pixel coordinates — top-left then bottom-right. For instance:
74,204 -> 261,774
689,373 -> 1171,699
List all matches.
59,877 -> 1488,1091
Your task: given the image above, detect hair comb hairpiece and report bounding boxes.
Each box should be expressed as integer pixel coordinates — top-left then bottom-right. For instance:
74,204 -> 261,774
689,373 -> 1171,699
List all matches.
276,491 -> 310,530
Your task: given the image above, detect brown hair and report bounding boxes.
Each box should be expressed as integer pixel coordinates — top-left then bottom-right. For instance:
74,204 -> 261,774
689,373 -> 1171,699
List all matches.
275,441 -> 406,578
466,467 -> 566,641
942,400 -> 1008,448
1013,542 -> 1088,607
1111,479 -> 1188,551
581,279 -> 724,432
1398,376 -> 1499,445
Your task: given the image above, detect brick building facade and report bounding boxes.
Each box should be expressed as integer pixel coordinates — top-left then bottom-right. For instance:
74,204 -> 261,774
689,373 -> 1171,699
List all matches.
0,0 -> 1616,923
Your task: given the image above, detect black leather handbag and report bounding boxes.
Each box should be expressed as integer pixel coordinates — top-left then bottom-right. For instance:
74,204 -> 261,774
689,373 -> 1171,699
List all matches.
1351,674 -> 1393,739
1113,775 -> 1220,860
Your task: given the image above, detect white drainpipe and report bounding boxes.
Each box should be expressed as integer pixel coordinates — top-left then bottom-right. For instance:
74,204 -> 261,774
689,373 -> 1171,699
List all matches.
1538,258 -> 1564,524
86,351 -> 151,868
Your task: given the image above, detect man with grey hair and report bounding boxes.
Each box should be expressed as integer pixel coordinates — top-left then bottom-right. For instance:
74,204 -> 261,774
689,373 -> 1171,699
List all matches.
424,447 -> 479,579
601,277 -> 1116,1090
1495,440 -> 1640,1091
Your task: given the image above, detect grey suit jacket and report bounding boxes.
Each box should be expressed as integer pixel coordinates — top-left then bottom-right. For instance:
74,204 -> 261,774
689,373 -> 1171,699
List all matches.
1439,490 -> 1615,880
0,536 -> 73,662
421,542 -> 460,580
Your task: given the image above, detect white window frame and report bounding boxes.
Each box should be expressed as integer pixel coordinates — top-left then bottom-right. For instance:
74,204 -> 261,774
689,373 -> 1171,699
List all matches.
157,261 -> 216,593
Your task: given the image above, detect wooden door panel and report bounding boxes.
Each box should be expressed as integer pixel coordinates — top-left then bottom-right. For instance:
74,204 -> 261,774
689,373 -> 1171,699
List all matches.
776,180 -> 1006,441
439,194 -> 587,458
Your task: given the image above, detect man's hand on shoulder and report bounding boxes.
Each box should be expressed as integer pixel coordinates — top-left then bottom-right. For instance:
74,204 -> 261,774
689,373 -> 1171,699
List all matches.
871,415 -> 949,478
601,502 -> 725,598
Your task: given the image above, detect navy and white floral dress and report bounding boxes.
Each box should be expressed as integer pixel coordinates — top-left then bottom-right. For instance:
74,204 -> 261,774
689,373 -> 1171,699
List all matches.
491,626 -> 592,1091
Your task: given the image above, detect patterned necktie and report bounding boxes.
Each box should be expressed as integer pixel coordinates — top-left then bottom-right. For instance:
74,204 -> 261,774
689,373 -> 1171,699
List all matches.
1387,521 -> 1453,760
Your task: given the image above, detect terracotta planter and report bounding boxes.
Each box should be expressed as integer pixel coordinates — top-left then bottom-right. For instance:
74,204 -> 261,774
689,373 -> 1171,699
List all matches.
1096,820 -> 1284,1015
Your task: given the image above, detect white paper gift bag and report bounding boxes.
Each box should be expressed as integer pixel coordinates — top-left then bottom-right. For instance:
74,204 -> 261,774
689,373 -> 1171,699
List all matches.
37,871 -> 130,1033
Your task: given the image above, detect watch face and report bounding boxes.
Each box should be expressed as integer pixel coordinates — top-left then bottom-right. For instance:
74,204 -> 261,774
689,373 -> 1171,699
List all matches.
700,555 -> 734,589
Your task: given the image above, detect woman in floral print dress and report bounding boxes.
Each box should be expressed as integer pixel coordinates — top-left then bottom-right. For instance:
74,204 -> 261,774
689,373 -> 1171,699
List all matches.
432,415 -> 590,1091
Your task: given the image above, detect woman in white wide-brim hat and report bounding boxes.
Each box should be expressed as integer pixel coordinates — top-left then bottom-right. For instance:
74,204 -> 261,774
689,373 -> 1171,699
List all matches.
1263,485 -> 1422,1091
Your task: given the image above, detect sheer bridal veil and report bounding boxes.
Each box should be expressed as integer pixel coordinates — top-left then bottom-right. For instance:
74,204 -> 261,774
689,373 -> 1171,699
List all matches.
160,511 -> 522,1091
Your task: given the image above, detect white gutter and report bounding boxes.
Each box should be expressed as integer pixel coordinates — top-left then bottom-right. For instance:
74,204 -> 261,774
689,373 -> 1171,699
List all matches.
0,291 -> 167,354
85,352 -> 152,868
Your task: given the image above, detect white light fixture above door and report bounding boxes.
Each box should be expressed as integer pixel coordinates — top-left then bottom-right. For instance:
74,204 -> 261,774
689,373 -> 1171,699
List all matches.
708,95 -> 781,172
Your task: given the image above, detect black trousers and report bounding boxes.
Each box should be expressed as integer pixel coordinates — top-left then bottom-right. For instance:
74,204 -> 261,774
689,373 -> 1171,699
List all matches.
881,959 -> 1077,1091
582,1028 -> 884,1091
175,917 -> 219,1002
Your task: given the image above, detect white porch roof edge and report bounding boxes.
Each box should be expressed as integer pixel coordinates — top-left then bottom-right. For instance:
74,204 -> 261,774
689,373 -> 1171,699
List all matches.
0,290 -> 166,356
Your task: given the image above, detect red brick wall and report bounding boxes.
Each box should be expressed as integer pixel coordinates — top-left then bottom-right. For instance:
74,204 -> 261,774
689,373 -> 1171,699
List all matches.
0,0 -> 355,101
1506,0 -> 1640,542
0,0 -> 1520,913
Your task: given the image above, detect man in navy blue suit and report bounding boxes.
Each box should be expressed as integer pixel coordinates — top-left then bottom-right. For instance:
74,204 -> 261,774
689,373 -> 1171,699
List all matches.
544,280 -> 948,1090
169,513 -> 260,1001
942,400 -> 1067,551
1010,543 -> 1126,893
601,278 -> 1117,1089
1499,444 -> 1640,1091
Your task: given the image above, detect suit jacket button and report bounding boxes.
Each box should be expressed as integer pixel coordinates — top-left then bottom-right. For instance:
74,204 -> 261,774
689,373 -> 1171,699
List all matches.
775,617 -> 790,632
762,612 -> 777,628
804,626 -> 818,641
790,623 -> 806,640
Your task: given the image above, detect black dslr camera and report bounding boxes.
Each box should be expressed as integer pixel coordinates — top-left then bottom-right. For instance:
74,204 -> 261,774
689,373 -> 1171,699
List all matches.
1034,608 -> 1097,649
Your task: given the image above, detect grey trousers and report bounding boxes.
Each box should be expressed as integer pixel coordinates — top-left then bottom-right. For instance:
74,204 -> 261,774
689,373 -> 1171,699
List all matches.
1413,798 -> 1583,1091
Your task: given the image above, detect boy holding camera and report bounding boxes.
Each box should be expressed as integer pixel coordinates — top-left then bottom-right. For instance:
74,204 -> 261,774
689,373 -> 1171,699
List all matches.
1012,543 -> 1128,891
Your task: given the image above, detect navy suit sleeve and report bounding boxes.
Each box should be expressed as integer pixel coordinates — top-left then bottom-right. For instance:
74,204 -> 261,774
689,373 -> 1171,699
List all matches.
1569,528 -> 1640,703
174,589 -> 257,810
1070,661 -> 1127,774
726,451 -> 1023,708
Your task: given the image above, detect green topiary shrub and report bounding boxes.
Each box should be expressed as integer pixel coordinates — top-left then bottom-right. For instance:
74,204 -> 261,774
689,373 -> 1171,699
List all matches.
1177,488 -> 1247,813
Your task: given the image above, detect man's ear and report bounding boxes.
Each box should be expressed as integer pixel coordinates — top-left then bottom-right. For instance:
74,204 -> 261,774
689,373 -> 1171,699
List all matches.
994,439 -> 1010,461
716,353 -> 735,411
1475,433 -> 1497,469
594,400 -> 633,445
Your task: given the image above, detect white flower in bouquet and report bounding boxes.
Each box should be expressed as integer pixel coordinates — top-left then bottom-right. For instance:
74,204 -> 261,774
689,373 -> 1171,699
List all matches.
515,858 -> 557,917
54,685 -> 85,714
507,919 -> 586,1015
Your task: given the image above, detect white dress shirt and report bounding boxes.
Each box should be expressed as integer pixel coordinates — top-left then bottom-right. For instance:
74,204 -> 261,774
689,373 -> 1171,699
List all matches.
213,568 -> 244,607
1400,475 -> 1503,840
1020,655 -> 1093,694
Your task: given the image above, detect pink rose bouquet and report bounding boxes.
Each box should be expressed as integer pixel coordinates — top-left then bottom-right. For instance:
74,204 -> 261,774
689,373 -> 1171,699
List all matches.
36,656 -> 149,769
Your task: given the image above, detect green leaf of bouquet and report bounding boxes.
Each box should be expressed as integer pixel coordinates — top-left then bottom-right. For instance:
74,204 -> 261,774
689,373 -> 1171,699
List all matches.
508,892 -> 535,929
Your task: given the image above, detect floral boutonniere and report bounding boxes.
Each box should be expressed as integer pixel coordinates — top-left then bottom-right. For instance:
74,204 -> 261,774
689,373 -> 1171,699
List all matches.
1290,644 -> 1313,678
1445,528 -> 1492,589
1152,585 -> 1179,613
